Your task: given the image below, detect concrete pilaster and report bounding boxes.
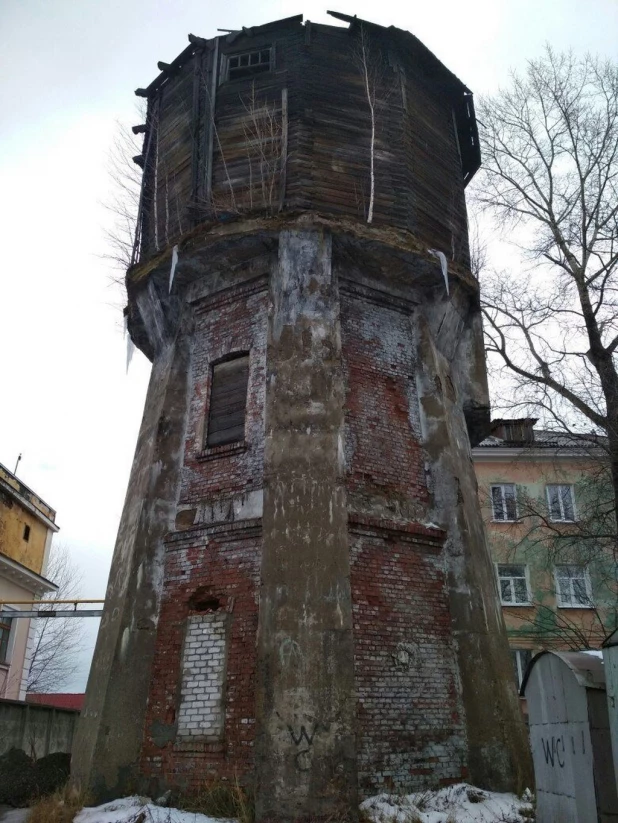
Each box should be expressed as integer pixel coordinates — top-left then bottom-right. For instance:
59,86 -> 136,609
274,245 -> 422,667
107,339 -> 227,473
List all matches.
72,330 -> 192,798
256,229 -> 357,820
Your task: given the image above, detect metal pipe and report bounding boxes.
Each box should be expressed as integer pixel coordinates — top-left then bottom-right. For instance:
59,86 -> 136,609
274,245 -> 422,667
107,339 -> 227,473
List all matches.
0,599 -> 105,605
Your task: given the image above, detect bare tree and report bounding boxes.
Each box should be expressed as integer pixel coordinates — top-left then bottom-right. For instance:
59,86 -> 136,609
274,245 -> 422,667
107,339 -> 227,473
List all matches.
471,48 -> 618,514
27,544 -> 85,693
240,83 -> 284,215
102,114 -> 145,273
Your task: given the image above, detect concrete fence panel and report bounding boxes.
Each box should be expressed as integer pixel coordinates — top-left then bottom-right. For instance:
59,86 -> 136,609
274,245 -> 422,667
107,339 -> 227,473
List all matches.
0,698 -> 79,758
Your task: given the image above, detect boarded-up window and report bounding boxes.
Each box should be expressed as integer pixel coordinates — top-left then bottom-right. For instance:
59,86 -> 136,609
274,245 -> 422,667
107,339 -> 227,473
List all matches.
206,355 -> 249,447
177,613 -> 227,738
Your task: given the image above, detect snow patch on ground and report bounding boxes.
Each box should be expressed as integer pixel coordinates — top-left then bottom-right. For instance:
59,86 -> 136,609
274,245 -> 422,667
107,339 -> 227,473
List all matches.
360,783 -> 534,823
74,785 -> 534,823
74,795 -> 233,823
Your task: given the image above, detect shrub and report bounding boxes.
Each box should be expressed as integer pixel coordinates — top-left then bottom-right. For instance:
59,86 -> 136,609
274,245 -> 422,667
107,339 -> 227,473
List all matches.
178,777 -> 254,823
28,783 -> 90,823
0,748 -> 71,807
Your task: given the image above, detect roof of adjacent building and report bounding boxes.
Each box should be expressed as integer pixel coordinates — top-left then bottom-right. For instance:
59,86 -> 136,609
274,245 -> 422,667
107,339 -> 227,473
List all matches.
0,462 -> 58,531
26,693 -> 84,711
475,418 -> 606,453
0,551 -> 58,596
478,430 -> 605,448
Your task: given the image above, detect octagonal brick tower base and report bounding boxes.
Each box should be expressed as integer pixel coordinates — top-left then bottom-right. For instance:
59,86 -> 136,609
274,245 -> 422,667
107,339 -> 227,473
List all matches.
72,222 -> 532,819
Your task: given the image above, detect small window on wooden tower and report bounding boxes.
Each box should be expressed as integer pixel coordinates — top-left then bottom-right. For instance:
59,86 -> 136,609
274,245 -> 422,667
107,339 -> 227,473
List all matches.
226,48 -> 272,81
23,525 -> 30,542
206,355 -> 250,447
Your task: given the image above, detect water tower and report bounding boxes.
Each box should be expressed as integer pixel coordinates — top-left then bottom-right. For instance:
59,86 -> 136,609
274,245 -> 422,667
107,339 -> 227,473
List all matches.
73,13 -> 532,819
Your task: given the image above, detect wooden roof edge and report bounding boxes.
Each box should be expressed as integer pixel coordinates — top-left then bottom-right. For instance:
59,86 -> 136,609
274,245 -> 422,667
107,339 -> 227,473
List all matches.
327,10 -> 481,184
327,10 -> 471,93
135,14 -> 304,99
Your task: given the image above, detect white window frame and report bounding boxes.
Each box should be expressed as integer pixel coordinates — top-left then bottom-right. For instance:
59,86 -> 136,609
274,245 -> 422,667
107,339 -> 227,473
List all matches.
222,46 -> 273,83
490,483 -> 518,522
496,563 -> 531,606
546,484 -> 576,522
0,607 -> 16,666
554,564 -> 593,608
511,649 -> 533,690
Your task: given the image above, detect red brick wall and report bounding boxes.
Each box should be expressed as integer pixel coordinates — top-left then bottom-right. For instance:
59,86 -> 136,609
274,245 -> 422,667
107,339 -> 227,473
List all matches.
180,276 -> 268,504
140,277 -> 467,797
349,523 -> 466,794
341,287 -> 466,794
140,523 -> 261,793
140,277 -> 267,794
340,285 -> 428,509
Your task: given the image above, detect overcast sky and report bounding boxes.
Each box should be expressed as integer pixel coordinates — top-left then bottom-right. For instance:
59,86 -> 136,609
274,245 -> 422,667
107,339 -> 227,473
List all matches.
1,0 -> 617,691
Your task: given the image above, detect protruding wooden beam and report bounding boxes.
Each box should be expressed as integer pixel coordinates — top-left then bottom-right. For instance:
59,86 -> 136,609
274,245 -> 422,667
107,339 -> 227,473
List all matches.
189,33 -> 208,46
135,88 -> 149,97
132,154 -> 145,168
157,61 -> 172,71
132,124 -> 147,135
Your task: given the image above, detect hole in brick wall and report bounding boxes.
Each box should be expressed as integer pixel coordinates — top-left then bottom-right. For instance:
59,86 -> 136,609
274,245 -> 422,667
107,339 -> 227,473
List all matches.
188,588 -> 221,613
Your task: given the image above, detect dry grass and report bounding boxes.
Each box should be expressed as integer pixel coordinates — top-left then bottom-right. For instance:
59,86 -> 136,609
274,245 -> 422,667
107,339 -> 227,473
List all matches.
28,782 -> 90,823
178,776 -> 254,823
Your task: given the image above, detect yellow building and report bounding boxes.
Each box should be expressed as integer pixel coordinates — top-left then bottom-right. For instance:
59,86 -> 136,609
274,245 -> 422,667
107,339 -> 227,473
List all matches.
472,419 -> 616,692
0,462 -> 58,700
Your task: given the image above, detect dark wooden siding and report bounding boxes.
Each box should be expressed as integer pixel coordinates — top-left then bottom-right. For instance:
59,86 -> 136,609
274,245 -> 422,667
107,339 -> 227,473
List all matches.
137,21 -> 471,268
400,62 -> 470,266
154,60 -> 195,247
211,64 -> 286,215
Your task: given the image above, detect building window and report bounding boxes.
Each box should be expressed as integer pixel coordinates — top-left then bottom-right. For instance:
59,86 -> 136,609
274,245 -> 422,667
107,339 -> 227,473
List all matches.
498,564 -> 530,605
491,484 -> 518,521
555,565 -> 592,608
225,48 -> 272,81
546,484 -> 575,522
23,524 -> 30,542
0,615 -> 13,664
511,649 -> 533,690
206,354 -> 250,448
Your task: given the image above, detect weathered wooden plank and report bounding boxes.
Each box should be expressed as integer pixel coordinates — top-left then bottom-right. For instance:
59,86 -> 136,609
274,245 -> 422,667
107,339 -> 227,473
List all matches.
138,19 -> 470,264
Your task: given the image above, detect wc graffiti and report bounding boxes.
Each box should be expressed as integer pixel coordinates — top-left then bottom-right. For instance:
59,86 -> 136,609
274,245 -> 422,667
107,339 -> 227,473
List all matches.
288,724 -> 318,747
540,730 -> 586,768
287,723 -> 319,771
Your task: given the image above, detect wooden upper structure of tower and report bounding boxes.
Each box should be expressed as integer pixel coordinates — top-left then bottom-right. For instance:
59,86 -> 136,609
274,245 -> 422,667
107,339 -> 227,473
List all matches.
129,12 -> 479,277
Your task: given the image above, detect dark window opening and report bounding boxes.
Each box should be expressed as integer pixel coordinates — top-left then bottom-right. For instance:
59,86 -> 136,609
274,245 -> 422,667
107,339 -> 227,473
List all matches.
206,354 -> 249,447
227,48 -> 272,81
189,588 -> 221,612
0,616 -> 12,664
23,525 -> 30,542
